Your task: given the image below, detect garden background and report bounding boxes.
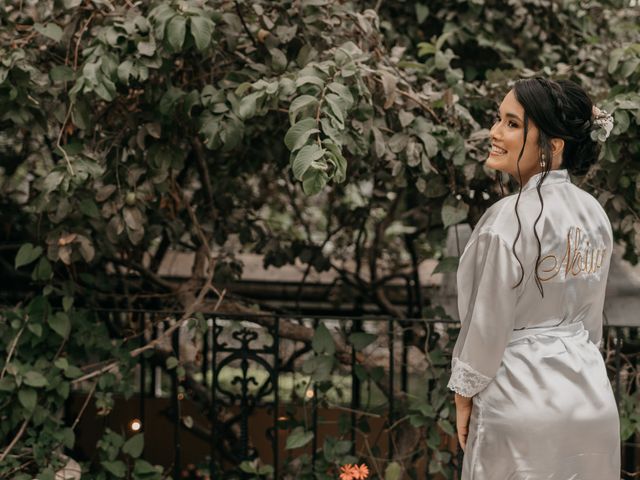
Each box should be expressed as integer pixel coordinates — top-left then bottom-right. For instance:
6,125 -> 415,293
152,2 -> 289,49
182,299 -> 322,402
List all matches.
1,0 -> 639,479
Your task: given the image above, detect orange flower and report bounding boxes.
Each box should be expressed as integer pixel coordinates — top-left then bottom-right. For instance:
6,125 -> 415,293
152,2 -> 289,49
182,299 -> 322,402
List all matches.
339,464 -> 355,480
352,464 -> 370,479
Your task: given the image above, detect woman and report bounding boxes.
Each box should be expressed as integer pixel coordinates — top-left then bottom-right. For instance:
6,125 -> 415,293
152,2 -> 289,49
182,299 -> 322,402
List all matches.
447,77 -> 620,479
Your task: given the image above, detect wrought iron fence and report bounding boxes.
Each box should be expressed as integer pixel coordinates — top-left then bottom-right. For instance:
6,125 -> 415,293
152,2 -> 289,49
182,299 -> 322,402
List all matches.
80,310 -> 639,480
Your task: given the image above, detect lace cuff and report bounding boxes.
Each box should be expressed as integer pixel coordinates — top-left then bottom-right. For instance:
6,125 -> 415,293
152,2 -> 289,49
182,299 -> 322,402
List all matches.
447,357 -> 492,398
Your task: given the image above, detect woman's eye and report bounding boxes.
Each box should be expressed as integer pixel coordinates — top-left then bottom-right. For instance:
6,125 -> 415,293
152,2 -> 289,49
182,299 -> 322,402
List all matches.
508,121 -> 518,128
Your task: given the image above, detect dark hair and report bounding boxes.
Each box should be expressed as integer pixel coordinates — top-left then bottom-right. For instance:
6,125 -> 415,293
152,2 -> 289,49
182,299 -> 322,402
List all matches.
508,77 -> 599,297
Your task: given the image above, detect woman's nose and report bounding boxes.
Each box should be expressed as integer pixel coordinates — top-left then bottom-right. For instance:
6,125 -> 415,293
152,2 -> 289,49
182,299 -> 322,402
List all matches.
490,122 -> 501,142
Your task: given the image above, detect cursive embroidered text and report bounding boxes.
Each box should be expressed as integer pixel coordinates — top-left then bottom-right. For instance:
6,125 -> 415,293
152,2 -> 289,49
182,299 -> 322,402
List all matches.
537,226 -> 606,282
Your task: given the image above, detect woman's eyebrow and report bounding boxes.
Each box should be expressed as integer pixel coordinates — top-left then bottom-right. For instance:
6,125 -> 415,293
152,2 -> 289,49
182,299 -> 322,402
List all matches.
503,112 -> 522,122
496,105 -> 523,123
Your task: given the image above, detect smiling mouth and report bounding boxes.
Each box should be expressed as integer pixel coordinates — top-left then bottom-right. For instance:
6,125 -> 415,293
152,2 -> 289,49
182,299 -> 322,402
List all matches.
490,145 -> 507,156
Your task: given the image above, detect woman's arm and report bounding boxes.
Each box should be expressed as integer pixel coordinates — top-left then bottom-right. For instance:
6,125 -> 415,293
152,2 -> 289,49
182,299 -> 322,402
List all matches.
455,392 -> 473,451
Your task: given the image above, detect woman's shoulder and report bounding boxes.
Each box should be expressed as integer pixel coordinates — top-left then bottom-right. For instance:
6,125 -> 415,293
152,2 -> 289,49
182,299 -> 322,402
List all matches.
472,194 -> 519,237
566,182 -> 613,239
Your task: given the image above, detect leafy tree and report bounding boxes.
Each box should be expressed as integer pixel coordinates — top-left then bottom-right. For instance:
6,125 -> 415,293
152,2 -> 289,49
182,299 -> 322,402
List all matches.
0,0 -> 638,477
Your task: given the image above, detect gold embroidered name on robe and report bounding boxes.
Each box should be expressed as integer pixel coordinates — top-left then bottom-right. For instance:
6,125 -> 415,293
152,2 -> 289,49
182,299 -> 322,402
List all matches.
538,226 -> 606,282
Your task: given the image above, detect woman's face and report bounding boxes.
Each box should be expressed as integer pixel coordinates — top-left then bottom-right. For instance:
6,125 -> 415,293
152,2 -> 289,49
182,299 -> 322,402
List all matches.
487,90 -> 542,184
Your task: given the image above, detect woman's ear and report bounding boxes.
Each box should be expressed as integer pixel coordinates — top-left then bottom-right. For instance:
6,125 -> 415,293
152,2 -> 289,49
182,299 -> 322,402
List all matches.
550,138 -> 565,168
550,138 -> 565,157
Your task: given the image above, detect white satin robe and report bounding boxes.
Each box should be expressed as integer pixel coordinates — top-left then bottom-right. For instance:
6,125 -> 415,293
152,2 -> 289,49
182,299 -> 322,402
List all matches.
447,169 -> 620,479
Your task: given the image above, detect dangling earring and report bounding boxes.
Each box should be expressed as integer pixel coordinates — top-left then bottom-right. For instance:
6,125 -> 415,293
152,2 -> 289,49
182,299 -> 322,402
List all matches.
539,153 -> 546,169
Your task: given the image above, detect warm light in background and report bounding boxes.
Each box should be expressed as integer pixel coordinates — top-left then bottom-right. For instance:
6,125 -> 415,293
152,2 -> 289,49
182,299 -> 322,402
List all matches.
129,418 -> 142,432
305,389 -> 314,399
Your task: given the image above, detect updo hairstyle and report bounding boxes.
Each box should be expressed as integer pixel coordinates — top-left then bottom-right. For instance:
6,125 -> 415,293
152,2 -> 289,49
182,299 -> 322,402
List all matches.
508,77 -> 600,297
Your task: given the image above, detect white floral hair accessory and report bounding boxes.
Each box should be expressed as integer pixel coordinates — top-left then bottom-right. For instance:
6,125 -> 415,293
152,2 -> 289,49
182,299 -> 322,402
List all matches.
591,106 -> 614,142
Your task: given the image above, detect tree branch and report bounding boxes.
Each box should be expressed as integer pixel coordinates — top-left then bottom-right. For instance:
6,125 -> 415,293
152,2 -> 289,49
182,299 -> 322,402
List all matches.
191,138 -> 215,212
105,256 -> 177,291
0,418 -> 29,464
235,1 -> 258,49
369,193 -> 404,317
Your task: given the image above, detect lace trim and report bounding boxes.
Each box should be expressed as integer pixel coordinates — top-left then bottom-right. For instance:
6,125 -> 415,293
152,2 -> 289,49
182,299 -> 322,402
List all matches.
447,357 -> 492,398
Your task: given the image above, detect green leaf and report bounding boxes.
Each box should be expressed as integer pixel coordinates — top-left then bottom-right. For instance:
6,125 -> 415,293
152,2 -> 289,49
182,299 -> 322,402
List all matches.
292,144 -> 324,180
417,42 -> 436,57
269,47 -> 288,72
258,465 -> 274,475
324,141 -> 347,183
123,207 -> 144,230
302,168 -> 328,195
38,469 -> 55,480
326,82 -> 354,106
63,296 -> 74,312
34,22 -> 63,42
284,118 -> 318,151
123,433 -> 144,458
620,58 -> 640,78
289,95 -> 319,123
49,312 -> 71,338
433,256 -> 459,273
31,256 -> 52,281
159,86 -> 185,116
24,371 -> 48,388
18,388 -> 37,412
416,131 -> 438,157
285,427 -> 314,450
314,355 -> 335,381
220,119 -> 243,151
43,170 -> 65,193
239,461 -> 257,474
388,133 -> 409,153
101,460 -> 126,478
15,243 -> 43,269
435,50 -> 450,70
64,365 -> 83,379
608,48 -> 625,74
61,427 -> 75,448
295,75 -> 325,88
117,60 -> 136,84
137,39 -> 156,56
94,76 -> 117,102
438,418 -> 455,436
415,3 -> 430,23
133,459 -> 161,475
166,356 -> 179,369
79,199 -> 101,219
54,358 -> 69,370
348,332 -> 377,350
385,462 -> 403,480
27,323 -> 43,337
190,16 -> 215,51
441,203 -> 468,228
238,91 -> 263,120
50,65 -> 74,83
0,376 -> 15,392
166,15 -> 187,50
311,323 -> 335,355
325,93 -> 345,125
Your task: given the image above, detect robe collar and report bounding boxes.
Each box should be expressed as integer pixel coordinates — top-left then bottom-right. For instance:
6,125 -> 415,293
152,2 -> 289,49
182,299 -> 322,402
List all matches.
521,169 -> 571,193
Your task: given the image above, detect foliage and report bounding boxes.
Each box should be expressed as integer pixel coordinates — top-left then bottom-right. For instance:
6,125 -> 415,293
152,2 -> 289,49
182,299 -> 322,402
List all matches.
0,301 -> 161,477
0,0 -> 639,477
95,430 -> 163,480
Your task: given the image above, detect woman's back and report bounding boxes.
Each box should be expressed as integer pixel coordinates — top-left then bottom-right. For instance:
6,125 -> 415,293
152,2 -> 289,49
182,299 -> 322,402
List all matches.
460,169 -> 613,342
449,77 -> 620,480
451,169 -> 620,479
